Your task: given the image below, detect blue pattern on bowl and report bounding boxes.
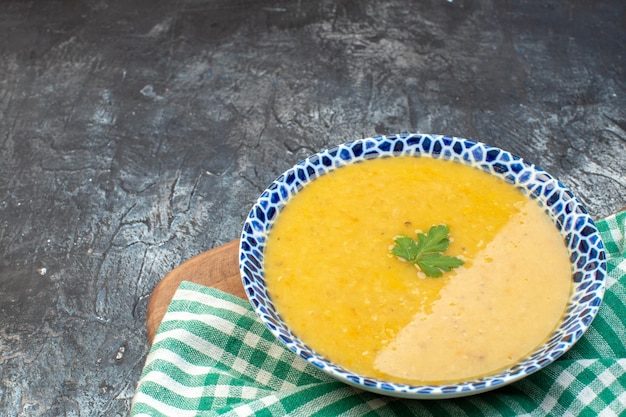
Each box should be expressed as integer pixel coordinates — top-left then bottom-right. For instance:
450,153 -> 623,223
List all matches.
239,133 -> 606,399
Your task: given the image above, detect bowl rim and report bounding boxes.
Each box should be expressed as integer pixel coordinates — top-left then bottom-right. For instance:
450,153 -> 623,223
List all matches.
239,133 -> 607,399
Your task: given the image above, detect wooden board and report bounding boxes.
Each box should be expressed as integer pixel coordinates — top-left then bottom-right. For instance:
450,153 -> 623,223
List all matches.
146,239 -> 243,344
144,209 -> 624,345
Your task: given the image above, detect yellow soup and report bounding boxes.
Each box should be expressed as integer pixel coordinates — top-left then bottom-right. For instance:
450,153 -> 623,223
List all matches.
264,156 -> 572,384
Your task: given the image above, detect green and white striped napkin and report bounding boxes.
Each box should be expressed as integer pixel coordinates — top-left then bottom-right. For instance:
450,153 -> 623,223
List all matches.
131,211 -> 626,416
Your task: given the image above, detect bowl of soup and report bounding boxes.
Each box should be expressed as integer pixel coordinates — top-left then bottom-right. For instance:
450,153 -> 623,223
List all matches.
239,134 -> 606,399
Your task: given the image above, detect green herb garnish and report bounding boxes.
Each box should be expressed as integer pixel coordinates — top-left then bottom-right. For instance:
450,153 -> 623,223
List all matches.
391,224 -> 465,277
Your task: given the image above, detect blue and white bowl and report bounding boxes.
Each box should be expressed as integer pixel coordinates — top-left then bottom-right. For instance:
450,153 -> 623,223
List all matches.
239,134 -> 606,399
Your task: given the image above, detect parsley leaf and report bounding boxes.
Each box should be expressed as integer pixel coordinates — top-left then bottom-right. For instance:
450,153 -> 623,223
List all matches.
391,224 -> 465,277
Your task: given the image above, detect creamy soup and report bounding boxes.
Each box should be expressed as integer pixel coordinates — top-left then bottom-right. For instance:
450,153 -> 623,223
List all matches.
264,156 -> 572,384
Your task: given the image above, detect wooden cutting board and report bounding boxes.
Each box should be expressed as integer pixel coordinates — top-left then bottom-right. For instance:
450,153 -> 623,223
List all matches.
146,239 -> 243,344
144,210 -> 621,345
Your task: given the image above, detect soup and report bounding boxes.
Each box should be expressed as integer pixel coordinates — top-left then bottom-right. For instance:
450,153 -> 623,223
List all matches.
264,156 -> 572,384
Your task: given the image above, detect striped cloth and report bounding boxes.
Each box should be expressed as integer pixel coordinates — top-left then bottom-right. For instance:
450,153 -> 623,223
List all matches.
131,211 -> 626,416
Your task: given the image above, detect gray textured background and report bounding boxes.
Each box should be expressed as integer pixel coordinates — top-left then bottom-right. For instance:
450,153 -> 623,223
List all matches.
0,0 -> 625,415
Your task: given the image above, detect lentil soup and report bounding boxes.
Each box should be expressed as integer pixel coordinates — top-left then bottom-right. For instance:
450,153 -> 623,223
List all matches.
264,156 -> 572,384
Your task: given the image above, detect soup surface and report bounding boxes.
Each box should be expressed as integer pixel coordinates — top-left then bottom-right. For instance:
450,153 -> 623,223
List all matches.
264,156 -> 572,384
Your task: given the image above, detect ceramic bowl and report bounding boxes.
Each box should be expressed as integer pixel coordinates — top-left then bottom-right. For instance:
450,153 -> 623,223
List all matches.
239,133 -> 606,399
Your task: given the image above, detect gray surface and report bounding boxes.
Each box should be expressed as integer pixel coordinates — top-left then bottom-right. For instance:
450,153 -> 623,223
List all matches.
0,0 -> 625,415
